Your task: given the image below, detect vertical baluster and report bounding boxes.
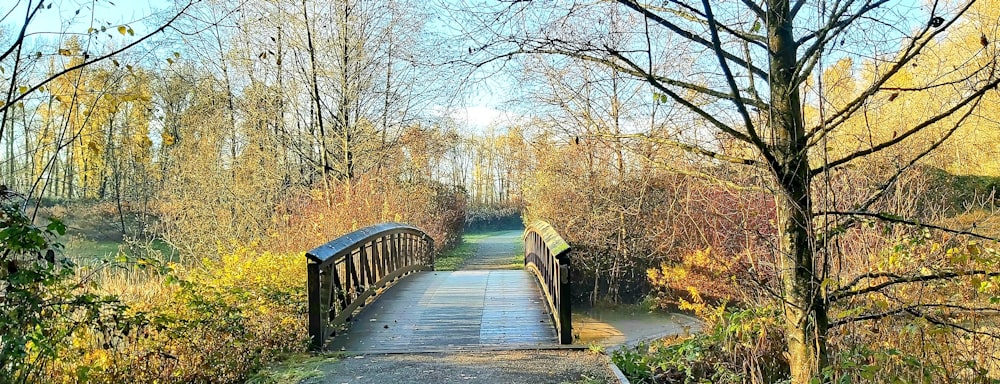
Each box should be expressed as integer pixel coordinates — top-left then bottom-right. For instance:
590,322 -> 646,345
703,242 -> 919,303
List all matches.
407,234 -> 414,267
323,264 -> 336,319
402,233 -> 410,268
348,249 -> 361,298
426,235 -> 435,269
389,233 -> 399,273
356,248 -> 364,292
362,242 -> 375,289
344,250 -> 354,301
379,236 -> 389,281
402,233 -> 410,270
399,234 -> 405,270
332,261 -> 347,310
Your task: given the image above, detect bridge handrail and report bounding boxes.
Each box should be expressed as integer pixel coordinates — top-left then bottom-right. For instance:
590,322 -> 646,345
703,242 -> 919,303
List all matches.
306,222 -> 434,350
523,220 -> 572,344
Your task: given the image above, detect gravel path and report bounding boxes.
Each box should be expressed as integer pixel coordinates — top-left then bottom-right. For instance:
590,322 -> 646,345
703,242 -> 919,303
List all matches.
304,350 -> 615,384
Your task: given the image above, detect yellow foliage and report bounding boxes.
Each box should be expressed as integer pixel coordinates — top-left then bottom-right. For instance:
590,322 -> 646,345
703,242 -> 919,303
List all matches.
647,247 -> 750,311
47,247 -> 308,383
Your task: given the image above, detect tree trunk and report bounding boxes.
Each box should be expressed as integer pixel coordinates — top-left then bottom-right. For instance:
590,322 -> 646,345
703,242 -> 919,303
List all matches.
767,0 -> 828,381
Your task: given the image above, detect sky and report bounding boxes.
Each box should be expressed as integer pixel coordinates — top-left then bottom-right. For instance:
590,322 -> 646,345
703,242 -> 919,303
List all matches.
3,0 -> 939,134
4,0 -> 515,132
13,0 -> 169,35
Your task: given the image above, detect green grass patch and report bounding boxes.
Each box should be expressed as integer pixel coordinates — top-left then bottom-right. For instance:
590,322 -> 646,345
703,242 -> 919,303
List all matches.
65,237 -> 121,259
461,231 -> 494,241
497,253 -> 524,270
64,237 -> 178,263
247,353 -> 343,384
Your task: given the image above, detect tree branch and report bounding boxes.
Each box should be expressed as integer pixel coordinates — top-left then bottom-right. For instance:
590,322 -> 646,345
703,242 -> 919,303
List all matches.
830,303 -> 1000,328
830,270 -> 1000,302
811,82 -> 998,175
616,0 -> 769,80
0,1 -> 197,116
820,210 -> 998,242
607,49 -> 757,146
599,133 -> 760,166
804,0 -> 974,143
701,0 -> 760,150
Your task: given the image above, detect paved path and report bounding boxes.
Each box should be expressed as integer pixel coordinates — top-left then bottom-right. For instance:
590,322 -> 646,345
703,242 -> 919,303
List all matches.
459,229 -> 524,270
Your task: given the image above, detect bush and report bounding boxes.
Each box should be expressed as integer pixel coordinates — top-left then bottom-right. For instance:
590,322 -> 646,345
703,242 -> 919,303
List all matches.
522,141 -> 775,304
268,173 -> 465,254
28,247 -> 308,384
611,305 -> 787,384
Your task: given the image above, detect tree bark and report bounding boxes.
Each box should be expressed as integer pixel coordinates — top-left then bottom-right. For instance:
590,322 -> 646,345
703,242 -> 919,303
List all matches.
767,0 -> 828,381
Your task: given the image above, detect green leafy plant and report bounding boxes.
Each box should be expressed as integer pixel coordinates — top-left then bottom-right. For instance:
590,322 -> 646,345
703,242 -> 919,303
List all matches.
0,193 -> 128,383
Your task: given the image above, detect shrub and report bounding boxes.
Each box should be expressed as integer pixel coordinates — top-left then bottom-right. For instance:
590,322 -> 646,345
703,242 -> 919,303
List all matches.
611,305 -> 787,384
41,247 -> 307,383
646,247 -> 757,309
268,173 -> 465,254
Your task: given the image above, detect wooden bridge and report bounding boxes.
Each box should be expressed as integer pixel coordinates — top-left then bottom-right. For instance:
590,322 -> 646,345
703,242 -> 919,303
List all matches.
305,221 -> 572,352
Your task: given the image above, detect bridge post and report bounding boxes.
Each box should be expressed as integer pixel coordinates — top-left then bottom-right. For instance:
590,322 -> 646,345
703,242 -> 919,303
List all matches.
425,235 -> 435,270
557,253 -> 572,344
307,262 -> 323,350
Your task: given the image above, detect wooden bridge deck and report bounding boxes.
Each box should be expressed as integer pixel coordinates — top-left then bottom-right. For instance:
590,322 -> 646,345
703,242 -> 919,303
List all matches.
327,270 -> 558,353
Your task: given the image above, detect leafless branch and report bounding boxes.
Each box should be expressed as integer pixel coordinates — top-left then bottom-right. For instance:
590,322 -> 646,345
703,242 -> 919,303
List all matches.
615,0 -> 769,79
804,0 -> 975,144
811,81 -> 999,175
830,270 -> 1000,302
0,1 -> 198,116
607,133 -> 759,166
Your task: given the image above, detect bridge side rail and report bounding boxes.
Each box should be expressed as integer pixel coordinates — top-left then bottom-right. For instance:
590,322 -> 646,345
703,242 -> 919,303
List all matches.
523,220 -> 572,344
306,223 -> 434,350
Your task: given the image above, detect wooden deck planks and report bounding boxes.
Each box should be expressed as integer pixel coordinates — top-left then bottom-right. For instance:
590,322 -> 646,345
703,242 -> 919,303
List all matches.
327,270 -> 558,352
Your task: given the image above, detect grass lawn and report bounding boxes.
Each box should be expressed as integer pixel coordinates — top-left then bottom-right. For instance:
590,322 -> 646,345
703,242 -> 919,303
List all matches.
498,252 -> 524,270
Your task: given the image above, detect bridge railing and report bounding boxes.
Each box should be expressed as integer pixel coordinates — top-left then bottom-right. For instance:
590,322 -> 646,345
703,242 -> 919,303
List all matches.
306,223 -> 434,350
523,220 -> 572,344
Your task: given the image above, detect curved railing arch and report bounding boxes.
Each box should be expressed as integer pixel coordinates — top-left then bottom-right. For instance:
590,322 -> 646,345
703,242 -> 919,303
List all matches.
306,223 -> 434,350
523,220 -> 572,344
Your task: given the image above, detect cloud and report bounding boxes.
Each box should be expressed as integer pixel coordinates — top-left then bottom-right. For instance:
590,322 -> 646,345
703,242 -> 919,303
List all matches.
454,106 -> 516,129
